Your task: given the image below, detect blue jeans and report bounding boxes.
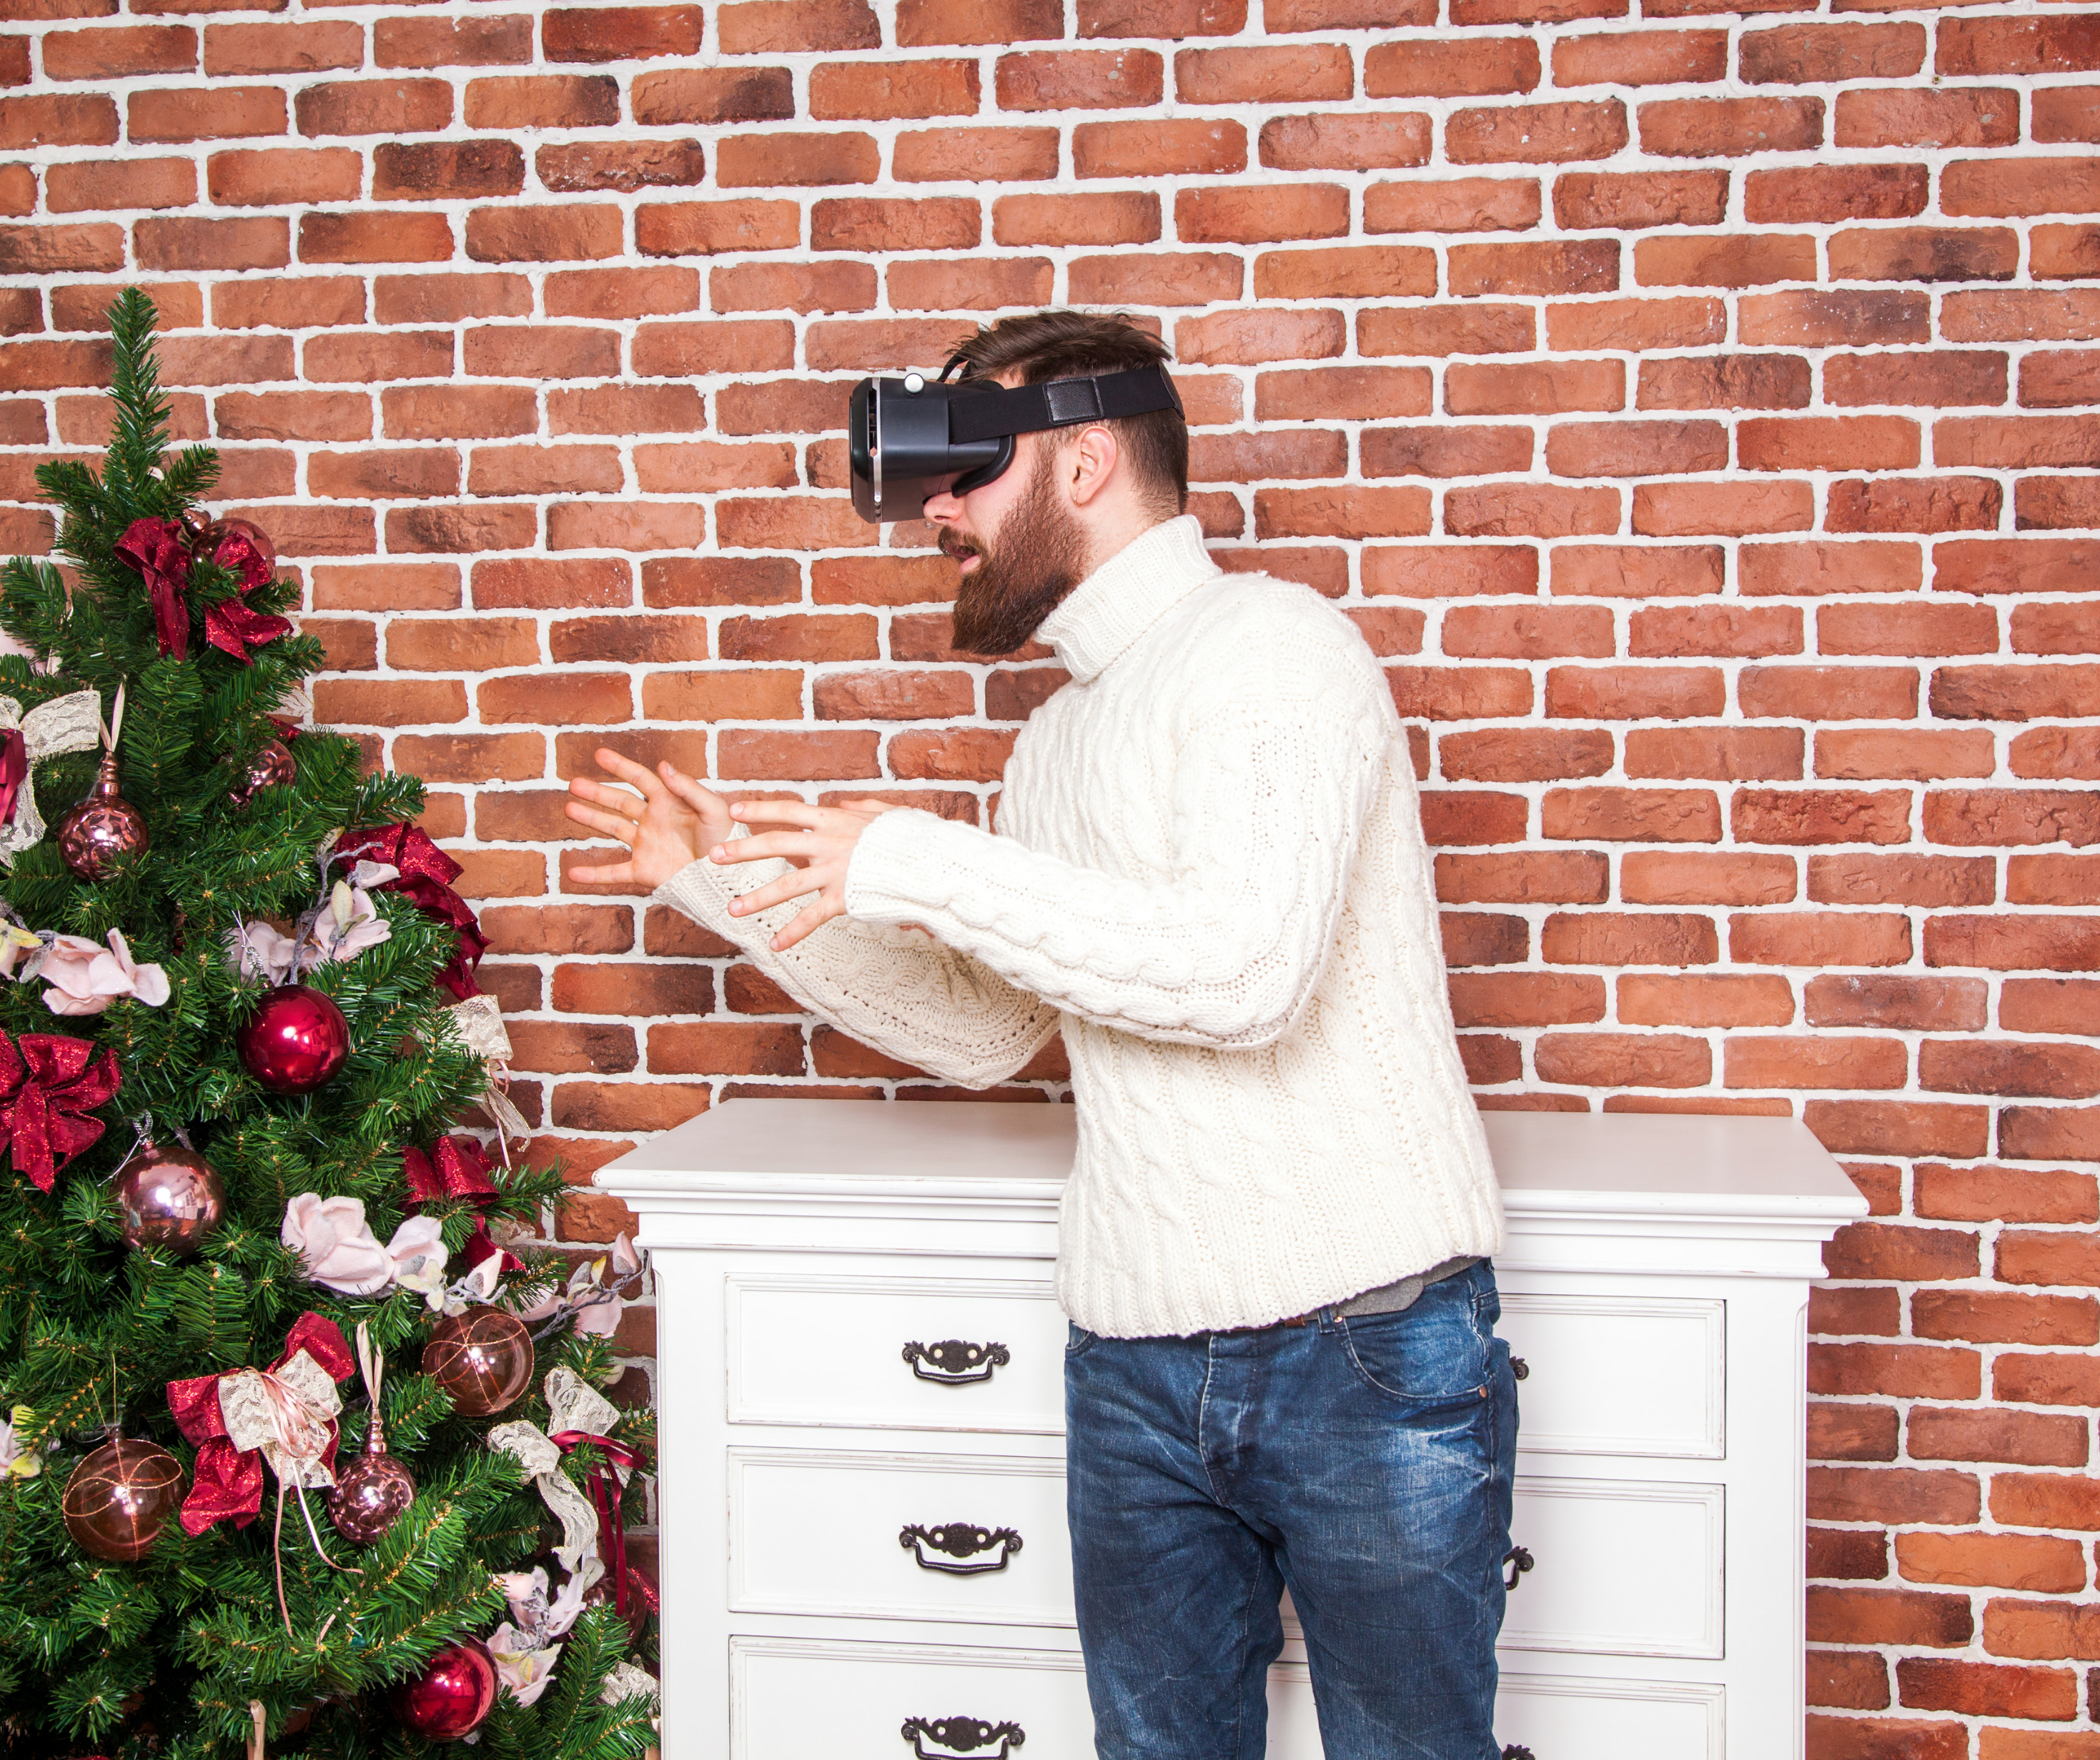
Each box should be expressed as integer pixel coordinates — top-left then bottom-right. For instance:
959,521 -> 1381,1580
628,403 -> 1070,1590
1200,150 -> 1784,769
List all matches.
1065,1261 -> 1517,1760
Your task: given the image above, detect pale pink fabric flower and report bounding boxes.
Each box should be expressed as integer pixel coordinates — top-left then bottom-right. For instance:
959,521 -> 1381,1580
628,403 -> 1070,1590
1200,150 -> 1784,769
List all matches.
41,930 -> 171,1016
282,1193 -> 392,1296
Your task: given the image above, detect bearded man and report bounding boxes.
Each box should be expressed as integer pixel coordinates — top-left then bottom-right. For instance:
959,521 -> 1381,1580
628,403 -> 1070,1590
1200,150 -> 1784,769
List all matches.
565,309 -> 1515,1760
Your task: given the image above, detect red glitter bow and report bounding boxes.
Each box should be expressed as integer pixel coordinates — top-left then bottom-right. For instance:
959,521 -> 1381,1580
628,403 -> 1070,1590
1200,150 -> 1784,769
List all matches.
0,1031 -> 121,1193
550,1431 -> 648,1621
0,728 -> 26,830
165,1313 -> 354,1536
114,517 -> 194,660
404,1136 -> 522,1276
335,825 -> 489,1001
198,519 -> 291,666
405,1135 -> 500,1208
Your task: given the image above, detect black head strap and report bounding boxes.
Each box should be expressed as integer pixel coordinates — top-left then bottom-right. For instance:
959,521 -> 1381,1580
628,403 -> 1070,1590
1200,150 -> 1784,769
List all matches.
943,366 -> 1184,445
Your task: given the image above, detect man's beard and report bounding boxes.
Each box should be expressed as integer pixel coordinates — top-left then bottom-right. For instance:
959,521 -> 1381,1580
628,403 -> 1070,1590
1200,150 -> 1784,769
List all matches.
941,450 -> 1090,658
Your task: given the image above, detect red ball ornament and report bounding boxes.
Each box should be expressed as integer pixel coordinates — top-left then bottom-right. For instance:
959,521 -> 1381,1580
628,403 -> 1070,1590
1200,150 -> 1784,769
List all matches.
56,751 -> 150,881
238,983 -> 349,1094
61,1435 -> 185,1562
391,1640 -> 497,1742
423,1308 -> 533,1418
229,738 -> 295,809
112,1140 -> 225,1257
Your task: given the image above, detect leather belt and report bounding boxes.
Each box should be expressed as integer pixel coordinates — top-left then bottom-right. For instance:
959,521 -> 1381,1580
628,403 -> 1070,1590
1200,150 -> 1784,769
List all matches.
1271,1256 -> 1483,1329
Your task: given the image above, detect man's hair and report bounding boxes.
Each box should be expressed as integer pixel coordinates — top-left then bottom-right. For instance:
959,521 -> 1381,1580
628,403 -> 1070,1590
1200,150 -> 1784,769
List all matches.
947,310 -> 1188,519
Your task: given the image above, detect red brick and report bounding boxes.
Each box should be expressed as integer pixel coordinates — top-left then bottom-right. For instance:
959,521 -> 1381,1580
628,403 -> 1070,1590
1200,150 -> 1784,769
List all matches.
1364,426 -> 1532,478
1550,543 -> 1724,597
2010,856 -> 2100,903
377,15 -> 535,69
1633,605 -> 1804,660
1547,419 -> 1727,477
894,126 -> 1059,183
1936,539 -> 2100,597
1447,100 -> 1629,165
1075,118 -> 1246,179
1740,541 -> 1921,598
726,0 -> 881,51
1365,177 -> 1540,234
1807,1586 -> 1974,1649
1261,112 -> 1431,172
1365,545 -> 1537,599
1641,95 -> 1822,158
0,94 -> 117,151
1625,725 -> 1803,779
1622,851 -> 1798,905
1448,972 -> 1606,1028
1809,1651 -> 1891,1711
1541,910 -> 1718,966
1740,414 -> 1919,472
210,145 -> 362,207
302,211 -> 455,266
1541,786 -> 1721,843
463,75 -> 620,131
1746,163 -> 1927,227
996,47 -> 1162,109
44,156 -> 192,214
1996,1354 -> 2100,1410
1733,911 -> 1912,968
1555,28 -> 1725,85
375,140 -> 527,202
1545,665 -> 1723,720
1912,1408 -> 2090,1471
1440,730 -> 1613,783
1816,733 -> 1995,784
1831,225 -> 2021,286
1994,1473 -> 2100,1533
1364,304 -> 1537,357
1899,1659 -> 2081,1725
1385,666 -> 1532,720
44,23 -> 196,78
1821,602 -> 1998,656
1436,850 -> 1610,902
1810,1401 -> 1900,1462
1419,792 -> 1528,847
1941,289 -> 2100,344
1932,665 -> 2100,723
1445,483 -> 1620,538
1918,1160 -> 2097,1225
1364,36 -> 1539,96
1812,1342 -> 1979,1399
2034,86 -> 2100,147
1983,1599 -> 2100,1662
1634,480 -> 1814,536
1808,1469 -> 1981,1529
1176,44 -> 1349,104
1740,289 -> 1930,347
1943,156 -> 2100,220
1742,21 -> 1925,82
1555,169 -> 1728,231
1914,1290 -> 2099,1348
1625,973 -> 1797,1028
543,5 -> 705,62
1637,353 -> 1812,413
1536,1031 -> 1710,1088
1843,87 -> 2023,156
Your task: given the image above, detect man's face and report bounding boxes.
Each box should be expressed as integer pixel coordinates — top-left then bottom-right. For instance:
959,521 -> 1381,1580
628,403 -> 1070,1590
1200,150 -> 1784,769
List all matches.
927,440 -> 1090,658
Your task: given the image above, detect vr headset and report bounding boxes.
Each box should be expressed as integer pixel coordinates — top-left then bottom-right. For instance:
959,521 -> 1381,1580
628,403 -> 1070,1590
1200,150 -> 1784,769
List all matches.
848,357 -> 1183,523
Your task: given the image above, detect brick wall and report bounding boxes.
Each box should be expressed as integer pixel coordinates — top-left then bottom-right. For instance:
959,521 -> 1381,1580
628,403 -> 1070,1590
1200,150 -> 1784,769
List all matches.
3,0 -> 2098,1747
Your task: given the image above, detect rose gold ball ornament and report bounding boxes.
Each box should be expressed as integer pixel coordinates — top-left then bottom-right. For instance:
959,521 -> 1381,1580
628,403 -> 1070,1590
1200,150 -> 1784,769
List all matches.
61,1435 -> 185,1562
423,1308 -> 533,1418
229,738 -> 295,810
57,748 -> 150,881
390,1639 -> 497,1742
112,1140 -> 225,1258
330,1322 -> 417,1546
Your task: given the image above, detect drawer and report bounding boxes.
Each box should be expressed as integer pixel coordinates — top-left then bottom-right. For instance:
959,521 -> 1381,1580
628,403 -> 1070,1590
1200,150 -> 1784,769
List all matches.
1269,1666 -> 1721,1760
1501,1476 -> 1725,1661
1498,1292 -> 1725,1460
731,1636 -> 1089,1760
1492,1672 -> 1723,1760
727,1273 -> 1065,1436
729,1448 -> 1072,1629
730,1638 -> 1721,1760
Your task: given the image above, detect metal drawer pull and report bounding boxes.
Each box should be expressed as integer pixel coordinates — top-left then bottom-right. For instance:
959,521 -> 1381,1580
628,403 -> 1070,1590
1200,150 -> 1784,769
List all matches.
901,1715 -> 1026,1758
1502,1747 -> 1536,1760
900,1523 -> 1024,1574
1504,1545 -> 1535,1591
1511,1357 -> 1529,1380
903,1339 -> 1010,1385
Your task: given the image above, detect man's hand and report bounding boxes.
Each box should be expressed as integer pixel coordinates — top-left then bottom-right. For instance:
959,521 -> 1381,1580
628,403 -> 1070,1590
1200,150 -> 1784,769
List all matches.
565,748 -> 735,891
714,797 -> 899,952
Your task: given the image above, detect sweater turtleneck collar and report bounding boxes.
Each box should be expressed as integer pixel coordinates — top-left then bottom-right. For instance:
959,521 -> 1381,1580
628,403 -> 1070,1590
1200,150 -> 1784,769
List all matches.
1034,513 -> 1220,685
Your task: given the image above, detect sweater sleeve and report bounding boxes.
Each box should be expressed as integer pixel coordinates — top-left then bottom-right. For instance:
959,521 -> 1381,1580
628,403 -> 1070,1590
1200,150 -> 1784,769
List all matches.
843,655 -> 1388,1050
653,835 -> 1061,1089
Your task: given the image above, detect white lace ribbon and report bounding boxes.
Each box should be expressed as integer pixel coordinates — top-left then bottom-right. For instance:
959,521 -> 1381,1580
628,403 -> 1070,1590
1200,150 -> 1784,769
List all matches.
0,690 -> 103,865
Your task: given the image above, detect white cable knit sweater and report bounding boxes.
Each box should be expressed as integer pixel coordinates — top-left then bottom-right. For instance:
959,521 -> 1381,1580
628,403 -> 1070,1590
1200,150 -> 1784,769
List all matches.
655,514 -> 1504,1336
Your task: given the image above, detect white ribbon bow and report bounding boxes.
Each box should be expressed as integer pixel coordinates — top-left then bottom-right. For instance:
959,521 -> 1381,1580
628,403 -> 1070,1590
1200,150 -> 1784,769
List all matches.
0,690 -> 103,865
217,1349 -> 344,1491
487,1369 -> 625,1595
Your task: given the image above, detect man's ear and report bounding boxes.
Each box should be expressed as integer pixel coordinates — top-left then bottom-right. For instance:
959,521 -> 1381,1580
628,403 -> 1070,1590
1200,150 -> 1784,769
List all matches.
1065,424 -> 1120,508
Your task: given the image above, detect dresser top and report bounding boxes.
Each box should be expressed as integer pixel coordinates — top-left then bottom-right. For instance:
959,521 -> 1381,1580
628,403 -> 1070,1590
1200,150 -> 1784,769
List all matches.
597,1098 -> 1865,1224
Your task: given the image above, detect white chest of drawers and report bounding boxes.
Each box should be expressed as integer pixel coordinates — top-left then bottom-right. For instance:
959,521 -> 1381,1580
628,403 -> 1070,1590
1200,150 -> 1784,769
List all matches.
599,1099 -> 1863,1760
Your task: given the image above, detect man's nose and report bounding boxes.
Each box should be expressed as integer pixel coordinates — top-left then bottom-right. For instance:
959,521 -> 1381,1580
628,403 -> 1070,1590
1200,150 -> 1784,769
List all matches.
922,487 -> 962,523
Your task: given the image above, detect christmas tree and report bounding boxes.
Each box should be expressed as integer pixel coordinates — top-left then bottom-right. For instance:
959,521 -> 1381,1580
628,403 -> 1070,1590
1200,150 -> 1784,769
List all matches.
0,289 -> 658,1759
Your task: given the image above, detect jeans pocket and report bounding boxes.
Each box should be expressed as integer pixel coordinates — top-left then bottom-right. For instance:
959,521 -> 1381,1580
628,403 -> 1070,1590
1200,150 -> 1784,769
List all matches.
1338,1278 -> 1492,1410
1065,1321 -> 1096,1359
